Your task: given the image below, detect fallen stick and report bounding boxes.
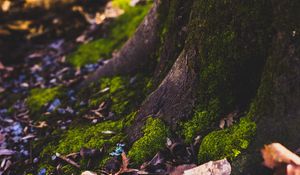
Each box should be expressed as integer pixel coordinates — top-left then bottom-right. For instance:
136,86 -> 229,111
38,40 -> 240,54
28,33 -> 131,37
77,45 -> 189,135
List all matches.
56,153 -> 80,168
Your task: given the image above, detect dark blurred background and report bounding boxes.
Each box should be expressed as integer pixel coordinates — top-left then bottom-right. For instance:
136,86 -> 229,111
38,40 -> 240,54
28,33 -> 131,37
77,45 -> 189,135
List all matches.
0,0 -> 108,65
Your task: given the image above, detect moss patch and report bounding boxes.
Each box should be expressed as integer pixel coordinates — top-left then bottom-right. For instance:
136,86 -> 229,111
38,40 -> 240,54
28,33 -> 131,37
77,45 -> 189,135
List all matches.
188,0 -> 272,119
55,120 -> 124,154
37,74 -> 152,173
198,117 -> 256,163
67,0 -> 152,67
27,86 -> 62,113
182,111 -> 212,143
128,117 -> 169,165
78,75 -> 150,116
38,120 -> 124,174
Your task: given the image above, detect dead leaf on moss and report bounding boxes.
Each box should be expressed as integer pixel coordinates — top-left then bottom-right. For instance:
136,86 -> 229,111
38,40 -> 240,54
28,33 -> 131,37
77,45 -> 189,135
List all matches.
219,112 -> 236,129
115,152 -> 138,175
261,143 -> 300,169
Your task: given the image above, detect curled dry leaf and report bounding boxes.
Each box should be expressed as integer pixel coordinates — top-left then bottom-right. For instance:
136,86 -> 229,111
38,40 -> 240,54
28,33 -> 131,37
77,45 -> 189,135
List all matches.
261,143 -> 300,169
115,152 -> 138,175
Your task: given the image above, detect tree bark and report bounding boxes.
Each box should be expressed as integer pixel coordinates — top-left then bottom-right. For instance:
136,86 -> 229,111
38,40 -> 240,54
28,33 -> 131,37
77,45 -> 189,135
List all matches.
84,0 -> 300,173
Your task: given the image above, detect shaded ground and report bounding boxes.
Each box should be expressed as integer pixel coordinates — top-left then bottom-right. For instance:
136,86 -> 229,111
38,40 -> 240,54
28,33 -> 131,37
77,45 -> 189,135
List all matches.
0,0 -> 153,174
0,0 -> 108,65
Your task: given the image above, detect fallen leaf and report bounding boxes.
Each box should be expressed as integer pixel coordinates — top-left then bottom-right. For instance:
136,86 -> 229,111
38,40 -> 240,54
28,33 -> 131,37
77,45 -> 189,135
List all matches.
0,149 -> 16,156
169,164 -> 196,175
33,121 -> 48,128
183,159 -> 231,175
21,134 -> 35,140
115,152 -> 138,175
81,171 -> 97,175
219,119 -> 225,129
1,0 -> 11,12
287,164 -> 300,175
261,143 -> 300,169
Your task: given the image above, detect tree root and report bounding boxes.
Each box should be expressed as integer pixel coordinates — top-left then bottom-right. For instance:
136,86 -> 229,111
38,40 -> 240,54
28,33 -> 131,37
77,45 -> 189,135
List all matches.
128,48 -> 199,142
79,0 -> 163,87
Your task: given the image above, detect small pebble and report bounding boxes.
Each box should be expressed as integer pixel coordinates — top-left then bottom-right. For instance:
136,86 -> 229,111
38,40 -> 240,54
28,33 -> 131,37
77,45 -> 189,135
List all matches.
33,157 -> 39,163
92,119 -> 98,124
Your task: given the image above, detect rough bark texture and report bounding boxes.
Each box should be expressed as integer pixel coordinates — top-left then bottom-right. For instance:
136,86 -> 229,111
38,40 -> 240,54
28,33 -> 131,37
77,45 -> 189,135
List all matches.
233,1 -> 300,174
128,48 -> 199,142
81,0 -> 300,173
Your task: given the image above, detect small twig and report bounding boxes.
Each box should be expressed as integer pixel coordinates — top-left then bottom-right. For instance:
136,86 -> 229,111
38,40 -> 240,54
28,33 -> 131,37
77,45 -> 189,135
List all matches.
56,154 -> 80,168
65,152 -> 79,158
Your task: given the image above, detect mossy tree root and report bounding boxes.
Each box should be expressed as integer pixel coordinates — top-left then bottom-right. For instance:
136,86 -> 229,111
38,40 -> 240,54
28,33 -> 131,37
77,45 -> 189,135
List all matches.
127,48 -> 199,143
80,0 -> 163,87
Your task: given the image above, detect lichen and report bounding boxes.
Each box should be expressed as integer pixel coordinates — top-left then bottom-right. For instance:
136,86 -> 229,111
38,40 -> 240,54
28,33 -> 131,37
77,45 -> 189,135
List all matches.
27,86 -> 62,113
198,117 -> 256,163
128,117 -> 169,165
67,0 -> 152,67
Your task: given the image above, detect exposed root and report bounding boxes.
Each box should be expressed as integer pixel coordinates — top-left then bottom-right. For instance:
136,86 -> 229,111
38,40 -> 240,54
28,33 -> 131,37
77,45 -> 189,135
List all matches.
80,0 -> 163,87
128,48 -> 199,142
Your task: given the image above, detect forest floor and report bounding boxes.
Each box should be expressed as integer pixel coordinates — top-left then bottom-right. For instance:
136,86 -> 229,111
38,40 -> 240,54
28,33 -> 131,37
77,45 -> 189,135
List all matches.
1,1 -> 297,175
0,0 -> 153,174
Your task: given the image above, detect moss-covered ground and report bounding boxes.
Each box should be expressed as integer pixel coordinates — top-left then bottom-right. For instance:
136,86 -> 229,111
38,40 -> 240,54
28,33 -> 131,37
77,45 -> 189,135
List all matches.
34,74 -> 152,174
198,117 -> 256,163
67,0 -> 152,67
27,86 -> 63,114
128,117 -> 169,165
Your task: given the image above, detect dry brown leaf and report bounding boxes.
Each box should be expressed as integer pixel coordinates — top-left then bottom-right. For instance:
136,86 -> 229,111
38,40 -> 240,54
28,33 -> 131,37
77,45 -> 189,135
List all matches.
261,143 -> 300,169
33,121 -> 48,128
7,20 -> 32,30
115,152 -> 138,175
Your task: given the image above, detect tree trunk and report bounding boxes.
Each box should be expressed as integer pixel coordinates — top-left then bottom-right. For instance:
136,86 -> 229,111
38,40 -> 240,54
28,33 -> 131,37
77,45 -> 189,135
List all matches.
83,0 -> 300,173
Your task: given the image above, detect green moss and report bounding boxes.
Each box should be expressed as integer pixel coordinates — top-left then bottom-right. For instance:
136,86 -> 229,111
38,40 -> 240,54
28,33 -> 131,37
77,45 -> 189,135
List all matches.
124,111 -> 137,128
187,0 -> 272,118
27,86 -> 62,113
182,111 -> 212,143
128,117 -> 169,165
38,120 -> 124,174
198,117 -> 256,163
78,75 -> 150,116
67,0 -> 152,67
55,120 -> 124,154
